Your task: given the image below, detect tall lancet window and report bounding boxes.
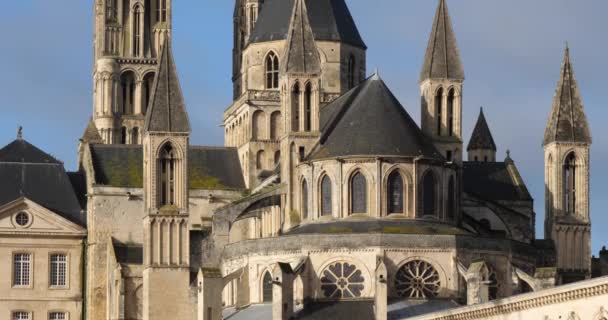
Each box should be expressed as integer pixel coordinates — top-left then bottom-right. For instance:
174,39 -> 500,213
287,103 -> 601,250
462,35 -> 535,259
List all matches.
291,82 -> 301,132
321,175 -> 332,216
301,179 -> 309,220
447,89 -> 455,137
133,5 -> 143,57
304,83 -> 312,132
564,153 -> 576,215
347,55 -> 356,89
422,171 -> 436,217
388,171 -> 404,214
106,0 -> 117,22
160,144 -> 176,206
350,172 -> 367,214
157,0 -> 168,23
266,52 -> 279,89
436,88 -> 443,136
447,176 -> 455,220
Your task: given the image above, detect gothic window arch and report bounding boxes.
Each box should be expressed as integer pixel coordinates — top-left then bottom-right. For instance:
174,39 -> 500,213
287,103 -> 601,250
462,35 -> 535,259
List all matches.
262,271 -> 273,302
106,0 -> 117,22
274,151 -> 280,166
265,52 -> 279,89
157,0 -> 168,23
120,71 -> 136,115
159,143 -> 177,206
447,89 -> 455,136
301,179 -> 309,220
320,175 -> 333,216
394,260 -> 441,299
120,127 -> 127,144
350,172 -> 367,214
142,72 -> 155,114
252,110 -> 264,140
270,111 -> 282,140
320,262 -> 365,299
347,54 -> 356,89
304,82 -> 313,132
422,171 -> 436,217
388,171 -> 404,214
447,176 -> 455,220
435,88 -> 443,136
256,150 -> 265,170
291,82 -> 301,132
564,152 -> 576,215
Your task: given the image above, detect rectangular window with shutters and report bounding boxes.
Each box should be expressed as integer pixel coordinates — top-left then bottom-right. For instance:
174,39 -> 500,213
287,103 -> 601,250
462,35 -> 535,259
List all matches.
49,312 -> 67,320
50,254 -> 68,288
13,253 -> 31,287
12,311 -> 30,320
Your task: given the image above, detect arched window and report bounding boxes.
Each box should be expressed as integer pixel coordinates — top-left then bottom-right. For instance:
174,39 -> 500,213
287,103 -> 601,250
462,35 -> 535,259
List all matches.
435,88 -> 443,136
120,72 -> 136,115
133,5 -> 143,57
274,151 -> 280,166
564,153 -> 576,215
301,179 -> 309,220
447,89 -> 455,137
256,150 -> 265,170
422,171 -> 436,217
142,72 -> 155,115
304,83 -> 312,132
159,144 -> 176,206
447,176 -> 455,220
252,111 -> 264,140
120,127 -> 127,144
132,127 -> 139,144
350,172 -> 367,214
265,52 -> 279,89
157,0 -> 167,23
106,0 -> 117,21
291,82 -> 301,132
388,171 -> 404,214
262,271 -> 273,302
347,55 -> 356,89
270,111 -> 282,140
321,175 -> 332,216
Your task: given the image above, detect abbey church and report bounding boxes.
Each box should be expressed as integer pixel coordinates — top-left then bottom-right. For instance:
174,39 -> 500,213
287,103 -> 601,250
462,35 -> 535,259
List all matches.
2,0 -> 607,319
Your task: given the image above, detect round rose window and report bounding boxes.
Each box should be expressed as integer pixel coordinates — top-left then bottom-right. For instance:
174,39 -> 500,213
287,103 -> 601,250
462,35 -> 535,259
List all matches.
320,262 -> 365,299
394,260 -> 440,298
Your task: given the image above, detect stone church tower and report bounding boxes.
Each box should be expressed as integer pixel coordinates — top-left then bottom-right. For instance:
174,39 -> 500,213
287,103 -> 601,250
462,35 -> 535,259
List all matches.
93,0 -> 172,144
232,0 -> 264,99
142,39 -> 192,320
544,45 -> 592,284
420,0 -> 465,163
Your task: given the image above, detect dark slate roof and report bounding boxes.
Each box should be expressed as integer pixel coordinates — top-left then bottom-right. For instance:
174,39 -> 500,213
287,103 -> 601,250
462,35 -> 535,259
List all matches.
543,46 -> 591,145
0,139 -> 85,226
89,144 -> 245,190
80,118 -> 103,143
249,0 -> 366,48
310,74 -> 443,160
420,0 -> 464,82
463,160 -> 532,202
144,40 -> 191,133
467,107 -> 497,151
282,0 -> 322,74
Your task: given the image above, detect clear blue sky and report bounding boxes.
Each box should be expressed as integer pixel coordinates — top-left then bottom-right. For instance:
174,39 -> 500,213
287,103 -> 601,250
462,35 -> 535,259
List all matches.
0,1 -> 606,254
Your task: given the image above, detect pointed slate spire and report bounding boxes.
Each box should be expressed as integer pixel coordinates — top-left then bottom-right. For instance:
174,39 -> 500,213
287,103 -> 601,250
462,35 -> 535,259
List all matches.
144,38 -> 191,133
543,45 -> 591,145
467,107 -> 497,152
281,0 -> 321,75
420,0 -> 464,82
80,118 -> 103,143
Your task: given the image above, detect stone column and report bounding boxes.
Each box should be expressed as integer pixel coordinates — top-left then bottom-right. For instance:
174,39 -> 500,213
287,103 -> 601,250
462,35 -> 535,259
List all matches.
457,261 -> 490,305
272,263 -> 294,320
198,269 -> 223,320
375,258 -> 388,320
135,80 -> 143,115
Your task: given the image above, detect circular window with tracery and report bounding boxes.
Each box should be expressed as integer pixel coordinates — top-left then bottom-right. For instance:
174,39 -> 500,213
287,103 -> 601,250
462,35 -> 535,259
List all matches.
320,262 -> 365,299
394,260 -> 441,298
15,212 -> 30,227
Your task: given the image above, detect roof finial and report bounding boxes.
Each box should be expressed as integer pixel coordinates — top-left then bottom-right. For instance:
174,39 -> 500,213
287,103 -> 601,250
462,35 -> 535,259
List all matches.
17,126 -> 23,140
370,67 -> 381,81
506,149 -> 511,159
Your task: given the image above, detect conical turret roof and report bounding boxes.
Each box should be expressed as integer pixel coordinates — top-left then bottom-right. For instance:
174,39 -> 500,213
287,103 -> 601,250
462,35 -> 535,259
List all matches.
467,108 -> 497,151
281,0 -> 321,75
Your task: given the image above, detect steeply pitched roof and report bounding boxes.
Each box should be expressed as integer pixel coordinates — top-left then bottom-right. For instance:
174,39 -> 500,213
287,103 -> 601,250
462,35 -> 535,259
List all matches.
0,139 -> 85,226
420,0 -> 464,82
249,0 -> 366,49
281,0 -> 321,74
89,144 -> 245,190
310,74 -> 443,161
144,39 -> 191,133
467,107 -> 497,151
463,160 -> 532,202
543,46 -> 591,145
80,118 -> 103,143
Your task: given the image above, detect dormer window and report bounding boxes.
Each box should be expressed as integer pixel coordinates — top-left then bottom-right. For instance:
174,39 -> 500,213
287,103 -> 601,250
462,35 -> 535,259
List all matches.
159,144 -> 176,206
